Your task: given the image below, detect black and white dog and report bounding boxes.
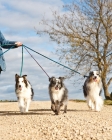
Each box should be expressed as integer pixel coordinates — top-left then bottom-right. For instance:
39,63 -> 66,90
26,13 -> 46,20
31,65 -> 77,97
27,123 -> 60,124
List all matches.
49,76 -> 68,115
83,71 -> 103,112
15,74 -> 34,113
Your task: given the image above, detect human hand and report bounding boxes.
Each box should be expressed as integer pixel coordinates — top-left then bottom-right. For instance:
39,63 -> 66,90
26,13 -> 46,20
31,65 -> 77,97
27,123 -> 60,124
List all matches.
15,42 -> 23,47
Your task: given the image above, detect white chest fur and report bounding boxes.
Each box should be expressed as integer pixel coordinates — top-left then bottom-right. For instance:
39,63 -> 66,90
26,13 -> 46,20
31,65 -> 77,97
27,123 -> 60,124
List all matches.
51,87 -> 65,102
16,85 -> 32,99
88,82 -> 101,97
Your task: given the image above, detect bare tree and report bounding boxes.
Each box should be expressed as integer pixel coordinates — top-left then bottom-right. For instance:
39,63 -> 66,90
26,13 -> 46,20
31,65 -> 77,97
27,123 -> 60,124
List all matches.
38,0 -> 112,99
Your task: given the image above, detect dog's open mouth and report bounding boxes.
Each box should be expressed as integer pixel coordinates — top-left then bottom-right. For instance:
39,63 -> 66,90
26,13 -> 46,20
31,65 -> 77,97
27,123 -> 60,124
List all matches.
18,87 -> 22,91
93,78 -> 97,82
55,86 -> 58,90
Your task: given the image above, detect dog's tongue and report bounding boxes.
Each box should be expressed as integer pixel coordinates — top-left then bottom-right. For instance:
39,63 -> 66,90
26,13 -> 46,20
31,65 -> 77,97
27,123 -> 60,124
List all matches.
55,87 -> 58,90
94,79 -> 97,82
19,87 -> 22,91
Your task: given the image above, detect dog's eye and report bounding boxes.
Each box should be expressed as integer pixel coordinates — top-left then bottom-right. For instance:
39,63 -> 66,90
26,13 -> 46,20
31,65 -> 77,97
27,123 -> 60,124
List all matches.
53,81 -> 56,84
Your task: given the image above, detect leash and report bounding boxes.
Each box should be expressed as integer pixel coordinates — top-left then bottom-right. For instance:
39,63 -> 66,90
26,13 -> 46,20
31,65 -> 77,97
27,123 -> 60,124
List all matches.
23,46 -> 50,78
20,46 -> 23,77
0,45 -> 15,57
23,45 -> 88,78
0,44 -> 24,77
0,44 -> 88,78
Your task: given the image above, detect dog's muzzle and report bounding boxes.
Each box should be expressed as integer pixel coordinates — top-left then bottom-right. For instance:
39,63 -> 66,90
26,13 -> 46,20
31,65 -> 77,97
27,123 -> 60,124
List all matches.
93,76 -> 97,82
18,85 -> 22,90
55,85 -> 58,90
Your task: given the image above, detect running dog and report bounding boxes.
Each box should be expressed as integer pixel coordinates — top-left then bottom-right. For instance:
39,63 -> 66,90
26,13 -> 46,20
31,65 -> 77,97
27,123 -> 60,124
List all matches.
15,74 -> 34,113
49,76 -> 68,115
83,71 -> 103,112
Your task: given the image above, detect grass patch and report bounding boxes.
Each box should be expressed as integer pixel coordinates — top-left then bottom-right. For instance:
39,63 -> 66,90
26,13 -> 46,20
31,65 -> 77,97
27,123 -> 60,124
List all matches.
104,100 -> 112,105
70,99 -> 112,105
69,99 -> 86,103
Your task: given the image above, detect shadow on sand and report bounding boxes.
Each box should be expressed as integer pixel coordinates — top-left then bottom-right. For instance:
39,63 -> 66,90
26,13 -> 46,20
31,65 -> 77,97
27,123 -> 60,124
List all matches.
0,108 -> 90,116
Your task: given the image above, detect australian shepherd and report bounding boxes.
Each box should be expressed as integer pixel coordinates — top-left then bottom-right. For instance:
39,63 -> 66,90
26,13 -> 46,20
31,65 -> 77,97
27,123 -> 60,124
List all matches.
83,71 -> 103,112
49,76 -> 68,115
15,74 -> 34,113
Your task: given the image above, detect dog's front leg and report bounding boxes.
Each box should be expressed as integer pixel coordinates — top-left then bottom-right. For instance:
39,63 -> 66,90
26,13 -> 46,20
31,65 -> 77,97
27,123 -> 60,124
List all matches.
51,103 -> 56,113
55,100 -> 61,115
55,105 -> 61,115
25,99 -> 31,112
95,102 -> 100,112
64,105 -> 67,113
19,98 -> 25,113
87,98 -> 94,110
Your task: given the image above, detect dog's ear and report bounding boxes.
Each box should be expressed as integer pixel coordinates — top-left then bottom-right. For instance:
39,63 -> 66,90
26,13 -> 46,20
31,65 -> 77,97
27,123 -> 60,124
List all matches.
59,77 -> 65,81
49,77 -> 51,82
23,75 -> 27,79
15,74 -> 19,81
49,77 -> 56,82
89,71 -> 93,76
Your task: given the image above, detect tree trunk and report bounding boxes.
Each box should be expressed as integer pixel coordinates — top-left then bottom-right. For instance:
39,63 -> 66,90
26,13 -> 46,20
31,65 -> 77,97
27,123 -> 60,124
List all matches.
102,78 -> 111,100
103,86 -> 111,100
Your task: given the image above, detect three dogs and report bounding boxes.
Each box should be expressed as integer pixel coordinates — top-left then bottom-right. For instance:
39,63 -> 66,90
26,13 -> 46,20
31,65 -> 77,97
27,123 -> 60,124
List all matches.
83,71 -> 103,112
15,70 -> 103,114
15,74 -> 34,113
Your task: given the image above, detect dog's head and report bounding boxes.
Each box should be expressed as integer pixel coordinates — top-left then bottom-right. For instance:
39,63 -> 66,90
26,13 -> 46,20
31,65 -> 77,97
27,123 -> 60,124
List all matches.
15,74 -> 28,91
89,71 -> 101,83
49,76 -> 65,90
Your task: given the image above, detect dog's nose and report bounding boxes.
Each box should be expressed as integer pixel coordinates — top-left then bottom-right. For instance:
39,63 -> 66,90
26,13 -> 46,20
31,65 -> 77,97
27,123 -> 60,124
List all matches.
19,85 -> 21,88
94,76 -> 97,79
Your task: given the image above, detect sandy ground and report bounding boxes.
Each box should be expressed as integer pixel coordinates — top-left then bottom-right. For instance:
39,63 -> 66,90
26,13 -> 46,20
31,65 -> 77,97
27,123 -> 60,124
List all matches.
0,101 -> 112,140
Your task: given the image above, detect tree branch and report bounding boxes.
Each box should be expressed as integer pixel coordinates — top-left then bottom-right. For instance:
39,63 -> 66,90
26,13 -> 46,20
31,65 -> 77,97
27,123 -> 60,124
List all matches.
107,77 -> 112,87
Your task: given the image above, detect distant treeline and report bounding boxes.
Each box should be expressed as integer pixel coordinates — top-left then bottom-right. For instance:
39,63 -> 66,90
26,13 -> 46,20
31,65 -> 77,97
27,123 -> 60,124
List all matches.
0,100 -> 17,102
0,99 -> 112,105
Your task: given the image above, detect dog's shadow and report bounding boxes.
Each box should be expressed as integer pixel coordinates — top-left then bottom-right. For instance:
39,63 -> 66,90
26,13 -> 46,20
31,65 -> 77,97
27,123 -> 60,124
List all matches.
0,109 -> 51,116
0,109 -> 91,116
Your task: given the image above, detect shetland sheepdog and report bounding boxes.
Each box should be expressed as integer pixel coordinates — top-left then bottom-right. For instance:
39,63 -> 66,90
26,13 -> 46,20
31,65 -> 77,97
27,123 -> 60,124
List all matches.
15,74 -> 34,113
83,71 -> 103,112
49,76 -> 68,115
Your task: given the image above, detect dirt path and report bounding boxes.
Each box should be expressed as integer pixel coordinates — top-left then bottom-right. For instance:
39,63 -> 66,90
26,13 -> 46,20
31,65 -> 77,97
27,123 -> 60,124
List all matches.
0,101 -> 112,140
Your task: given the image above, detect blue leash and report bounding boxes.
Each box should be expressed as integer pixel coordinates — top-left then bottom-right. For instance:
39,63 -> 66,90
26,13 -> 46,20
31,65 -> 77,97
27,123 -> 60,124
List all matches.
24,46 -> 50,78
20,46 -> 23,77
0,45 -> 14,57
23,45 -> 88,78
0,44 -> 88,78
0,44 -> 23,76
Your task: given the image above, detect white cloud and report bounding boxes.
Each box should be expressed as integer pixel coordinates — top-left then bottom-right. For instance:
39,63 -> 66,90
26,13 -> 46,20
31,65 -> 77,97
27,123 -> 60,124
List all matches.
0,0 -> 63,30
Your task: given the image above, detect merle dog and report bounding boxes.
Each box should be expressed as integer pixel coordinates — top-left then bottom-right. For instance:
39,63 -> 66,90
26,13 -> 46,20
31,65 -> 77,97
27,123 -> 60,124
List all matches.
49,76 -> 68,115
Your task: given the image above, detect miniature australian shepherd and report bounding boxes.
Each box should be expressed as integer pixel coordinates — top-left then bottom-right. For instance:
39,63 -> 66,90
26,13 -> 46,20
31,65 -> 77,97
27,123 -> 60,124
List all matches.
49,76 -> 68,115
15,74 -> 34,113
83,71 -> 103,112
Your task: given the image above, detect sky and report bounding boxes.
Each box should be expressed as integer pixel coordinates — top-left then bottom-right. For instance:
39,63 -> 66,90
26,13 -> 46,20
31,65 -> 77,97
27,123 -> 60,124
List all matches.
0,0 -> 111,101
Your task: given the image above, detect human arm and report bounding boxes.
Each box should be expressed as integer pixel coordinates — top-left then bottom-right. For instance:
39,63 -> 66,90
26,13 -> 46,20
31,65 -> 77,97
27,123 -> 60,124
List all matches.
0,31 -> 22,49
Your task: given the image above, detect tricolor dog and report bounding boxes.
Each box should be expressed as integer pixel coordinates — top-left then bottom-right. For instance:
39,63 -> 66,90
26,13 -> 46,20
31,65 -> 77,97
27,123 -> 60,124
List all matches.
83,71 -> 103,112
15,74 -> 34,113
49,76 -> 68,115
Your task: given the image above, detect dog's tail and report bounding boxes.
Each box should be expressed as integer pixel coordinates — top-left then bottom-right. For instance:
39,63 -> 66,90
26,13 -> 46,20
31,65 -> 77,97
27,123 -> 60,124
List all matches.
31,88 -> 34,100
83,85 -> 88,97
